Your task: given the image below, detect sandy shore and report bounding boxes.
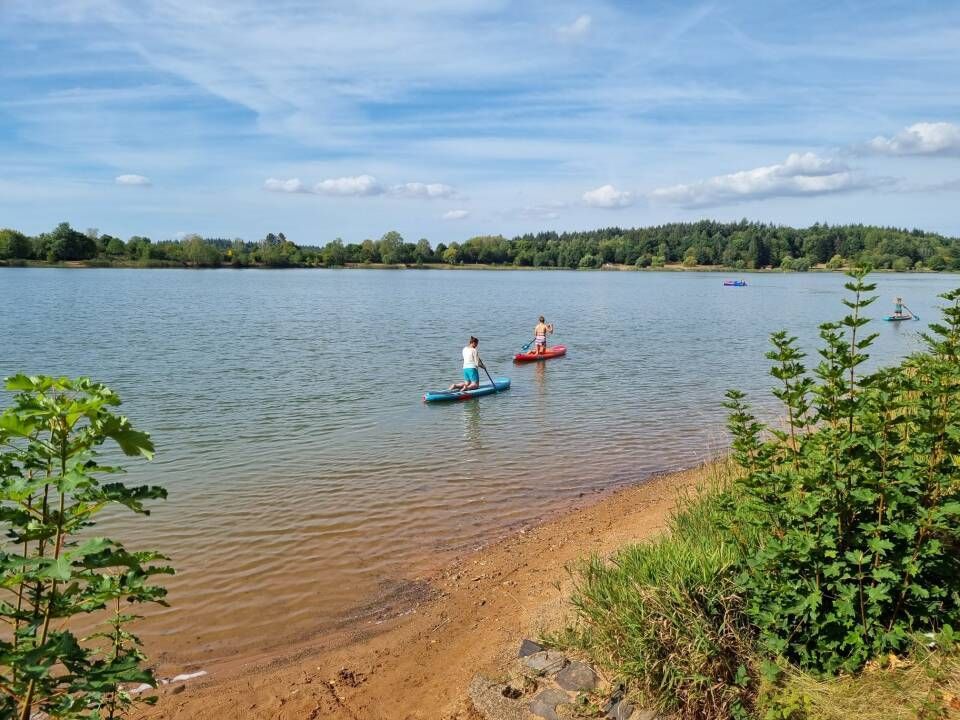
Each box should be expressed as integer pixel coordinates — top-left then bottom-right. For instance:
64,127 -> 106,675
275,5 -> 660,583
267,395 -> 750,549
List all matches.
143,464 -> 710,720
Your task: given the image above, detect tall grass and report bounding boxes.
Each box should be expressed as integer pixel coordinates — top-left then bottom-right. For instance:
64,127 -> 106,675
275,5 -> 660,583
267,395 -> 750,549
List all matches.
563,463 -> 760,719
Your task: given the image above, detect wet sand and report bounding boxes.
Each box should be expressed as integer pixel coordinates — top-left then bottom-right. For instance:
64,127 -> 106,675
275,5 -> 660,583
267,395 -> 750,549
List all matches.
144,464 -> 711,720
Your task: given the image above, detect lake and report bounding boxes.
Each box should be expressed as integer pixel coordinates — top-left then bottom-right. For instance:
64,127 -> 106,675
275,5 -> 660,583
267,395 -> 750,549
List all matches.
2,267 -> 955,671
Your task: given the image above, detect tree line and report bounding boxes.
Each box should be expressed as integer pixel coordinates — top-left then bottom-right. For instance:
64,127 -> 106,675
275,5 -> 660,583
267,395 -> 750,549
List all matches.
2,220 -> 959,271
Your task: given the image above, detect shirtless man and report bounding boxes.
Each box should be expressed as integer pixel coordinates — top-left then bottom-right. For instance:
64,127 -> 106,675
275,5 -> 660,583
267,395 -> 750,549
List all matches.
533,316 -> 554,355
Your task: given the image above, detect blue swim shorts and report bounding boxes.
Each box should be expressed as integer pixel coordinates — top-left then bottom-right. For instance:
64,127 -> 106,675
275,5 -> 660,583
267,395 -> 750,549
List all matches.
463,367 -> 480,383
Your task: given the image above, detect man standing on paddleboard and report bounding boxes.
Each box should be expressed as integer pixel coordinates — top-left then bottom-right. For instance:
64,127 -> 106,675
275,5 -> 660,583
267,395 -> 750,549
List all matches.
533,316 -> 554,355
448,336 -> 485,391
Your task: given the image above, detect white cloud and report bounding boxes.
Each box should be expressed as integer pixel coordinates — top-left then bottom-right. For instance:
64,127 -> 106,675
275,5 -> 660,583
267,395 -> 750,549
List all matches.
583,184 -> 635,208
512,201 -> 568,220
313,174 -> 384,196
115,173 -> 151,186
263,175 -> 458,199
649,152 -> 876,207
558,14 -> 592,40
866,122 -> 960,156
442,209 -> 470,220
390,182 -> 456,199
264,177 -> 308,193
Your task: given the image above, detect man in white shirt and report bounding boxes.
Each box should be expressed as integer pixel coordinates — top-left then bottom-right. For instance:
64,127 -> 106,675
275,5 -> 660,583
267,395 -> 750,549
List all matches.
448,336 -> 485,391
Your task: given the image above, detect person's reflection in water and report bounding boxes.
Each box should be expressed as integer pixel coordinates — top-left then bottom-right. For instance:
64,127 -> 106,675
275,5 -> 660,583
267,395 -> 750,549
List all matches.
463,399 -> 483,450
533,361 -> 548,394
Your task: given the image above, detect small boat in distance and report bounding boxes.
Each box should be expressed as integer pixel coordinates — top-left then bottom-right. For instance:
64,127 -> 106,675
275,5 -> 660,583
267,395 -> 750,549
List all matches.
723,279 -> 747,287
514,345 -> 567,362
423,377 -> 511,402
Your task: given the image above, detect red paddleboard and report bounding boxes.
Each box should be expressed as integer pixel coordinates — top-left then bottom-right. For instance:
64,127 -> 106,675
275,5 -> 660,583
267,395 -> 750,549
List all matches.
514,345 -> 567,362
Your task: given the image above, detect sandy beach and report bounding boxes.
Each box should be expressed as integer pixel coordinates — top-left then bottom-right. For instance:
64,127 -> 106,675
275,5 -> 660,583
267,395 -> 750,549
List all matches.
143,464 -> 710,720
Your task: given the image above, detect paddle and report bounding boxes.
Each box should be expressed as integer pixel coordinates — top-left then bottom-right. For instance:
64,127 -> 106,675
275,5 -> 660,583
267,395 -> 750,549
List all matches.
479,360 -> 499,393
519,338 -> 536,353
902,303 -> 920,321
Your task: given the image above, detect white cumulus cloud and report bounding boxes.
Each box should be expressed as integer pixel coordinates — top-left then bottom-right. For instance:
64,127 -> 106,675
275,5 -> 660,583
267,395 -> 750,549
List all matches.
649,152 -> 874,207
558,14 -> 592,40
264,177 -> 308,193
866,122 -> 960,156
391,182 -> 456,199
583,184 -> 635,208
442,209 -> 470,220
115,174 -> 151,186
313,174 -> 384,196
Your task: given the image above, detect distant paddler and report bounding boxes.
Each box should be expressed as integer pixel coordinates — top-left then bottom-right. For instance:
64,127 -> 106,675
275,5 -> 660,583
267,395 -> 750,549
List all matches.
885,296 -> 920,322
533,316 -> 554,356
892,296 -> 911,320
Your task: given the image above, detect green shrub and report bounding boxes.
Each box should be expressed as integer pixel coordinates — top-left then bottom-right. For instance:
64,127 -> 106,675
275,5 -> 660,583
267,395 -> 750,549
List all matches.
565,467 -> 761,719
0,376 -> 172,718
723,270 -> 960,674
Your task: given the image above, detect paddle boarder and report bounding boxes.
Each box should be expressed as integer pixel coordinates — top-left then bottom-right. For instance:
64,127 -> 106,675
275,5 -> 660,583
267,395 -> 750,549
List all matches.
533,316 -> 554,355
448,336 -> 485,391
892,296 -> 910,320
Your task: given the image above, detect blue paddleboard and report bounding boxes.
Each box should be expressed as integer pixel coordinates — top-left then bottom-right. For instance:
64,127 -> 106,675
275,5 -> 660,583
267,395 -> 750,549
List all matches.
423,377 -> 511,403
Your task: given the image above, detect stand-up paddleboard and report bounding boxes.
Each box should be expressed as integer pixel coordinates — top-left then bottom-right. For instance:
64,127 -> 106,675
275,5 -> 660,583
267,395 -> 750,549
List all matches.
514,345 -> 567,362
723,279 -> 747,287
884,315 -> 914,322
423,377 -> 511,402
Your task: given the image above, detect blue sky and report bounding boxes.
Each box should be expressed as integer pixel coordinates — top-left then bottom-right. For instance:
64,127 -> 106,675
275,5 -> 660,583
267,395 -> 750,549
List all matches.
2,0 -> 959,245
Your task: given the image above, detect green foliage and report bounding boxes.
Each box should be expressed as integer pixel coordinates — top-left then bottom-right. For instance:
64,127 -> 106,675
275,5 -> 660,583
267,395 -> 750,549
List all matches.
564,467 -> 762,720
3,219 -> 959,271
723,269 -> 960,674
0,376 -> 172,719
38,223 -> 98,262
0,229 -> 32,260
378,230 -> 405,265
322,238 -> 348,267
181,235 -> 222,267
578,253 -> 600,269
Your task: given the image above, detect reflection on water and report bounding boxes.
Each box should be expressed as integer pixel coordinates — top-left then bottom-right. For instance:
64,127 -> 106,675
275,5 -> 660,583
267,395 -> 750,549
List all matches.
1,267 -> 955,670
462,399 -> 483,449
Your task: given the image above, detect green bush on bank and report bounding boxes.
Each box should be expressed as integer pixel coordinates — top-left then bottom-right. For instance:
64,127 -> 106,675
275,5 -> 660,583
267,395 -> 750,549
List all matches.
564,270 -> 960,719
724,272 -> 960,675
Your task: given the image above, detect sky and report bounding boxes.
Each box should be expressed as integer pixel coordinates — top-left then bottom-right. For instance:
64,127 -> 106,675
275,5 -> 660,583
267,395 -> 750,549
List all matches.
1,0 -> 959,245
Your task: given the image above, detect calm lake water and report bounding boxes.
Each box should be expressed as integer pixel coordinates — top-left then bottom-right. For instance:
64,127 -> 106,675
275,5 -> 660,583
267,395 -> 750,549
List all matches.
2,268 -> 957,669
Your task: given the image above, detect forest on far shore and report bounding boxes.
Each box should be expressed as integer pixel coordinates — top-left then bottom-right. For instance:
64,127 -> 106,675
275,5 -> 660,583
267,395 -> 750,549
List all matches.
2,219 -> 959,271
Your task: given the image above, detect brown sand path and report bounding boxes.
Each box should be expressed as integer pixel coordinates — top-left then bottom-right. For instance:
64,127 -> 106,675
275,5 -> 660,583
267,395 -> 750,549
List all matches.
144,465 -> 707,720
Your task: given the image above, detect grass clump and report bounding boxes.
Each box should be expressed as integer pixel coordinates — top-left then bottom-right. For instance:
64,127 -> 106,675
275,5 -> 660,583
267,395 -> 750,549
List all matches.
564,468 -> 760,719
562,270 -> 960,719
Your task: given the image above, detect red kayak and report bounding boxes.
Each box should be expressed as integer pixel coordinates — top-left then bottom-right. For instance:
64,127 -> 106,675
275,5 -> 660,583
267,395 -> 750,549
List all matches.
514,345 -> 567,362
